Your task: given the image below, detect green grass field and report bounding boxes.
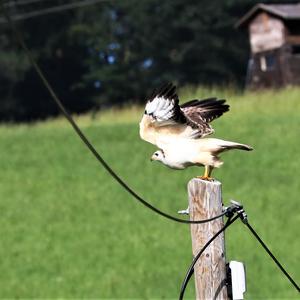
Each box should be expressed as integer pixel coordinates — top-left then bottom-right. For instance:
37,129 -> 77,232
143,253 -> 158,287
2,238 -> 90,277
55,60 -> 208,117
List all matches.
0,87 -> 300,299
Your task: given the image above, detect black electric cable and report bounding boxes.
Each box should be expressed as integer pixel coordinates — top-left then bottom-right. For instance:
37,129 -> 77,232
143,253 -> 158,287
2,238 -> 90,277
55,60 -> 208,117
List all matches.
236,205 -> 300,294
244,220 -> 300,293
3,0 -> 47,8
1,5 -> 227,225
0,0 -> 115,23
179,214 -> 240,300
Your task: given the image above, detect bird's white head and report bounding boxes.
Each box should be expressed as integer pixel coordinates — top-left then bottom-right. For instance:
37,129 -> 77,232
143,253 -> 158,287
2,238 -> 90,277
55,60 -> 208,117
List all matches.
151,150 -> 165,163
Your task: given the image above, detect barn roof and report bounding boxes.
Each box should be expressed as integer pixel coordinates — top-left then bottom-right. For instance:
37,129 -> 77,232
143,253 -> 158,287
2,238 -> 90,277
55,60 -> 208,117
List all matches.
236,3 -> 300,28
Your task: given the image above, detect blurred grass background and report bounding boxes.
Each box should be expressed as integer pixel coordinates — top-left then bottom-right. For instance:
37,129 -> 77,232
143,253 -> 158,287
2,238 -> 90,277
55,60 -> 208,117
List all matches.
0,87 -> 300,299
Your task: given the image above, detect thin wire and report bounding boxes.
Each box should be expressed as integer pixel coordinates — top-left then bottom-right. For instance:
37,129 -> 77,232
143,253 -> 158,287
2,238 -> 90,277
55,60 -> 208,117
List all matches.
179,215 -> 239,300
0,0 -> 116,23
244,221 -> 300,293
3,0 -> 48,8
1,5 -> 227,225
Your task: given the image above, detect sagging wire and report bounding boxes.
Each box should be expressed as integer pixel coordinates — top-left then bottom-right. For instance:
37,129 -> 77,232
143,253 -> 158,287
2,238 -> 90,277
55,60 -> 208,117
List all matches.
0,0 -> 116,24
0,4 -> 227,225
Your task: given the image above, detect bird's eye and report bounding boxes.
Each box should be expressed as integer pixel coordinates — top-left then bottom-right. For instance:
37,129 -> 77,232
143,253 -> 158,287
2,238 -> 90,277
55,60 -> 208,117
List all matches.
155,153 -> 159,156
144,110 -> 147,114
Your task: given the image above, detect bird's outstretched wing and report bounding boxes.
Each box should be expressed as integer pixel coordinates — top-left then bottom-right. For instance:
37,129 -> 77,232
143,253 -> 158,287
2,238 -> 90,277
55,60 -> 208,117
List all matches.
142,83 -> 229,140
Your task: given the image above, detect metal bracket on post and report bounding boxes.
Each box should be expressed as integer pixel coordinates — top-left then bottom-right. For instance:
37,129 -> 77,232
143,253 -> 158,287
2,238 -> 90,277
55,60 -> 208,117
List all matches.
225,200 -> 247,300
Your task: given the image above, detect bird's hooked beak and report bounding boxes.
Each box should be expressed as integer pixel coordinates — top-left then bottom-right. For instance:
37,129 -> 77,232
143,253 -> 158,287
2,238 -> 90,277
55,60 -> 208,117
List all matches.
150,154 -> 157,162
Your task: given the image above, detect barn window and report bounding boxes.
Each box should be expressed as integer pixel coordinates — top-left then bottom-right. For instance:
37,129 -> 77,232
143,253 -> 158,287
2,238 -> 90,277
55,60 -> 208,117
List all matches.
260,54 -> 275,71
292,45 -> 300,55
260,56 -> 266,71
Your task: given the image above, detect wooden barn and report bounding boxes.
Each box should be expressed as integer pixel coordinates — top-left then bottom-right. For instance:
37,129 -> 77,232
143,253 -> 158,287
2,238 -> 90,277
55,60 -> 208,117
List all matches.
236,3 -> 300,89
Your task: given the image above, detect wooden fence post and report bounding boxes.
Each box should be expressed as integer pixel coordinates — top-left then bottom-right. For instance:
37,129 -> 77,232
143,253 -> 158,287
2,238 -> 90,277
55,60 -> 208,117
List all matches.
188,178 -> 228,300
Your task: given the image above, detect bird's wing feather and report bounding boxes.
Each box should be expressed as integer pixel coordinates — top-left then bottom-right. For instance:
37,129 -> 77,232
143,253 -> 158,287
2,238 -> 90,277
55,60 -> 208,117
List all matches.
181,98 -> 229,123
180,98 -> 230,138
144,83 -> 186,125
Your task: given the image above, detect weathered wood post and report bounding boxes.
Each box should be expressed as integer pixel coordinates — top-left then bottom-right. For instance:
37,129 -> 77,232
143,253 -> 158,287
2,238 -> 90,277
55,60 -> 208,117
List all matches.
188,178 -> 228,300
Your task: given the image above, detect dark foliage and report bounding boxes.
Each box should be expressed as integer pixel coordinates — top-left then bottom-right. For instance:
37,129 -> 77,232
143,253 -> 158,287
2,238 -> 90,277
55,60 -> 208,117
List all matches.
0,0 -> 297,121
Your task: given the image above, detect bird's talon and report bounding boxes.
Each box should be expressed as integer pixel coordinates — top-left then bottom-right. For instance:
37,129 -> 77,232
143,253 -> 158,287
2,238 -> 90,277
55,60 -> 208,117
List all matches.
196,176 -> 214,181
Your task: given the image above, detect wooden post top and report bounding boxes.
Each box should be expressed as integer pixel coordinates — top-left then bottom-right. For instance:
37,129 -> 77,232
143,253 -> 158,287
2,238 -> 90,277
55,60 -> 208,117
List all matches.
188,177 -> 221,186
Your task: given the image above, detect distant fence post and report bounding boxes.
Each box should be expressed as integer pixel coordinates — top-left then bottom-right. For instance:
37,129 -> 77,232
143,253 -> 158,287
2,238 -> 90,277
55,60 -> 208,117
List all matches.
188,178 -> 228,300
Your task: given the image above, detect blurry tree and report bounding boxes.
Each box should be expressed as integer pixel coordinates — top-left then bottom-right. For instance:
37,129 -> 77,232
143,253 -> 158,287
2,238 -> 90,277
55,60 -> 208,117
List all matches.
0,0 -> 297,121
0,30 -> 30,120
69,0 -> 251,106
0,1 -> 93,120
74,0 -> 292,105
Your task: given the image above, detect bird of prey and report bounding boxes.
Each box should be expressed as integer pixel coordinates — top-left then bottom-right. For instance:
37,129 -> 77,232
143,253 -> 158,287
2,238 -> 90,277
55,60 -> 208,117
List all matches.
139,83 -> 253,180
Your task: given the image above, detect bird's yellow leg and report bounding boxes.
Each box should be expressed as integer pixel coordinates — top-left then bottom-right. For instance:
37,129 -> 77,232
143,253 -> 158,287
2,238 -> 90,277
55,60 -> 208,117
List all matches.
208,166 -> 213,178
197,166 -> 214,181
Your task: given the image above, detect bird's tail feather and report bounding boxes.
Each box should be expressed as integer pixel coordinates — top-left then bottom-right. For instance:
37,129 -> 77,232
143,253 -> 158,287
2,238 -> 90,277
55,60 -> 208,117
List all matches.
221,141 -> 253,151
